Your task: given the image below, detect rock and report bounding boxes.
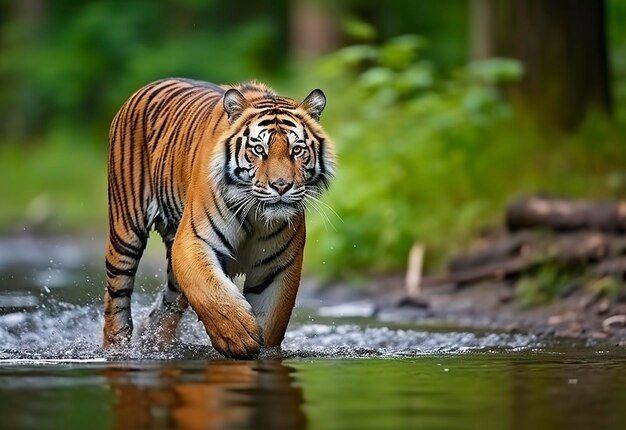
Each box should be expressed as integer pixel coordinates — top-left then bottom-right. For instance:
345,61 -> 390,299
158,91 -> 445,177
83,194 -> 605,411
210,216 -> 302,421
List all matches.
396,295 -> 430,308
602,314 -> 626,330
318,301 -> 377,318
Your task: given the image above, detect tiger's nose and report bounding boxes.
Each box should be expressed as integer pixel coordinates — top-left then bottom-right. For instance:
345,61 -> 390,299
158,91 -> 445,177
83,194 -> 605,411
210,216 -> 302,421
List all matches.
269,178 -> 293,195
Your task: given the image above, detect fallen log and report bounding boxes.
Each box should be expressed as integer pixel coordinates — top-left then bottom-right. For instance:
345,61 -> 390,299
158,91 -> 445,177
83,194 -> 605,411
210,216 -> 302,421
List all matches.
506,196 -> 626,233
551,232 -> 611,264
436,231 -> 626,289
450,231 -> 623,272
449,231 -> 535,273
424,255 -> 540,288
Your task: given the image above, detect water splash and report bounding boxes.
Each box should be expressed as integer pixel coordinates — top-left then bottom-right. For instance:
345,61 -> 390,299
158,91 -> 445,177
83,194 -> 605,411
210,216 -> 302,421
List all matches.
282,324 -> 539,357
0,297 -> 541,362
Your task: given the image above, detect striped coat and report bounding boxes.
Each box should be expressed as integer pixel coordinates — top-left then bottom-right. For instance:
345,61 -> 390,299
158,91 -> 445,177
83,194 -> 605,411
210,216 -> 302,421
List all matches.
104,78 -> 335,358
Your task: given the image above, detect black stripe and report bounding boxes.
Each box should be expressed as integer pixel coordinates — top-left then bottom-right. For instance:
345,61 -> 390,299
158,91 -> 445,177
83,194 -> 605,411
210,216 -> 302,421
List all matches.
261,221 -> 288,240
258,119 -> 275,127
254,232 -> 296,267
244,257 -> 295,295
318,137 -> 326,177
257,108 -> 289,116
223,138 -> 237,185
190,215 -> 209,246
206,209 -> 234,254
234,167 -> 249,177
104,305 -> 130,316
109,229 -> 143,260
211,245 -> 229,273
235,136 -> 243,160
109,145 -> 136,235
106,259 -> 137,277
211,188 -> 229,221
144,81 -> 181,118
233,136 -> 247,176
175,78 -> 226,94
107,284 -> 133,299
220,187 -> 251,234
166,280 -> 180,293
211,111 -> 226,136
190,213 -> 230,273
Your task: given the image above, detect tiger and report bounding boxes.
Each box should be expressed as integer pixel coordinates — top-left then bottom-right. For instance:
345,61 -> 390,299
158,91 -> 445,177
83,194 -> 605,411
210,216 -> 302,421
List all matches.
104,78 -> 335,359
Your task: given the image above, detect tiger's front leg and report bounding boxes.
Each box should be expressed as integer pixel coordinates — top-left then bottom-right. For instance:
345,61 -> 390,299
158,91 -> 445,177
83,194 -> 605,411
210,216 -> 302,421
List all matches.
171,219 -> 264,359
244,219 -> 305,348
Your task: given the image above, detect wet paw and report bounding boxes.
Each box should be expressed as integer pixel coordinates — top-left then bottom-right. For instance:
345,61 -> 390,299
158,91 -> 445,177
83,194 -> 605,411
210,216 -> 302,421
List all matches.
204,308 -> 264,359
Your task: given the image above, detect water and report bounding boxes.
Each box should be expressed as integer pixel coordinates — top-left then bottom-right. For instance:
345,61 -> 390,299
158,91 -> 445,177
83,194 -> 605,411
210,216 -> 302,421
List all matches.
1,236 -> 625,429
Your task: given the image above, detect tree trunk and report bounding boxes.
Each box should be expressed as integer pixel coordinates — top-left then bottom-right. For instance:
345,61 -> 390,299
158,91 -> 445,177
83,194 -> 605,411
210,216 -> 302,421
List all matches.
471,0 -> 612,130
290,0 -> 342,59
470,0 -> 497,59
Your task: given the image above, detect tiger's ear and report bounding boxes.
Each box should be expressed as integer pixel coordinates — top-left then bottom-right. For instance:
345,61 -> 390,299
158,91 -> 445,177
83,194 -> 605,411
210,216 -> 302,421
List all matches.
223,89 -> 249,123
300,89 -> 326,121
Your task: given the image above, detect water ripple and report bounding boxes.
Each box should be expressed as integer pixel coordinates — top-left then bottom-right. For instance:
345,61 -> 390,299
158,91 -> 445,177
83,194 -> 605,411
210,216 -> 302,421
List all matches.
0,300 -> 540,362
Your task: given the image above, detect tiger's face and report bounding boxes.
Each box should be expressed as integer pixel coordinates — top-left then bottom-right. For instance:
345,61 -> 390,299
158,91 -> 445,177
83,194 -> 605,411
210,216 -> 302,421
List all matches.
217,88 -> 335,222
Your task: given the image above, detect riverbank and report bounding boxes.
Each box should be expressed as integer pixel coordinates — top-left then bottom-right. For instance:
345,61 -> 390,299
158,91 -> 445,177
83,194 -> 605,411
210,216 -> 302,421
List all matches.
299,272 -> 626,347
1,232 -> 625,347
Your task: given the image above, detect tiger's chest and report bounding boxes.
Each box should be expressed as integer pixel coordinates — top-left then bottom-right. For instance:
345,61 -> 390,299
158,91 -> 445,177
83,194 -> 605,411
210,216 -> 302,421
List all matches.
224,219 -> 295,283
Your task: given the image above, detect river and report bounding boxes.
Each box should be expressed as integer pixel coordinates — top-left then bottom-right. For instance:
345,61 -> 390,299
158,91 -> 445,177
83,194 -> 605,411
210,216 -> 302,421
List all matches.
0,235 -> 624,429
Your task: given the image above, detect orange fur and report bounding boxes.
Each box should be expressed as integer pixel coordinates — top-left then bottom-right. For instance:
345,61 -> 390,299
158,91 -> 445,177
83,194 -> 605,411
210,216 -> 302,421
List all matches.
104,78 -> 335,358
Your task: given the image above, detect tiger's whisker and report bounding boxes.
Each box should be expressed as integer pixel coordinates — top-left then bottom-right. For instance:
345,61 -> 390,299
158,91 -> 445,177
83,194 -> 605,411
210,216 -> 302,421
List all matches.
304,191 -> 342,223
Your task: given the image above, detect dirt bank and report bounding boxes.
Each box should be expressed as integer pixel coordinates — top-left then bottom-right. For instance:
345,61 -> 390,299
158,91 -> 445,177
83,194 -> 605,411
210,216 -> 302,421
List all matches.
298,275 -> 626,346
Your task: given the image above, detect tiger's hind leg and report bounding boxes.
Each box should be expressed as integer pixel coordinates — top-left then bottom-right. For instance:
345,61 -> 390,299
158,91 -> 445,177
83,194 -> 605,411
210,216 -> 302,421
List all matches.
103,103 -> 152,349
141,222 -> 189,344
103,217 -> 149,348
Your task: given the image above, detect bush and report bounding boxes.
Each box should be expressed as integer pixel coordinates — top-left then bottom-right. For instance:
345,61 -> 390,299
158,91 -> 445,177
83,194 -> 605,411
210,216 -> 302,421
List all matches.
303,35 -> 626,280
303,35 -> 522,279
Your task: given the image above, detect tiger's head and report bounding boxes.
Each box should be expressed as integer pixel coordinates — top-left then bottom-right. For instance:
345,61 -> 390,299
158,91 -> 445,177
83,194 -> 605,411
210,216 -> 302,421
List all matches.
215,85 -> 336,222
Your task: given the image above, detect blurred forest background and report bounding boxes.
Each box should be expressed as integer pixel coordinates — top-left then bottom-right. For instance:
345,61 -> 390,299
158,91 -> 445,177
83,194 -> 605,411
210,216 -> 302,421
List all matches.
1,0 -> 625,280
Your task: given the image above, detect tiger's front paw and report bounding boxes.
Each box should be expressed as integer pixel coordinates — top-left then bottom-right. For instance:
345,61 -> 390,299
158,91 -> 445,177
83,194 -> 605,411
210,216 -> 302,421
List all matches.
203,307 -> 264,359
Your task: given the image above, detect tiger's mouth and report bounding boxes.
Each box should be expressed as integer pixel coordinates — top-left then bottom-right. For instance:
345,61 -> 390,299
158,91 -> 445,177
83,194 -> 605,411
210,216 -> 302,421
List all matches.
249,183 -> 308,220
259,198 -> 301,220
252,186 -> 304,206
258,195 -> 301,205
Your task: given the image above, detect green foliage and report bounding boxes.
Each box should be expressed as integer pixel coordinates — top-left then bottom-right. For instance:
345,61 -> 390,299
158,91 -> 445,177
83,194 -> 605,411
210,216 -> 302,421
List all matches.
2,2 -> 626,284
0,131 -> 107,231
303,34 -> 626,280
516,268 -> 625,309
514,265 -> 581,308
587,277 -> 624,299
304,36 -> 521,278
1,0 -> 292,232
1,0 -> 287,140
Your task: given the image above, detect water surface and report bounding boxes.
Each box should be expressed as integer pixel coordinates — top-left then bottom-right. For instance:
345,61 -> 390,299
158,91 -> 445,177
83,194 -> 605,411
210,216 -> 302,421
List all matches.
1,236 -> 624,429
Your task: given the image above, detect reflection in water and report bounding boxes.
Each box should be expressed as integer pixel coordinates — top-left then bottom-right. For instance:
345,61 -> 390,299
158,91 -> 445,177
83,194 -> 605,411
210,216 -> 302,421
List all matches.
0,354 -> 625,430
104,360 -> 306,430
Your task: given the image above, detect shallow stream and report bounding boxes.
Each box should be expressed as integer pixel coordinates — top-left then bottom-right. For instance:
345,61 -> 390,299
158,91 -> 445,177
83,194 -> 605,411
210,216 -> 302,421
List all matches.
1,236 -> 624,429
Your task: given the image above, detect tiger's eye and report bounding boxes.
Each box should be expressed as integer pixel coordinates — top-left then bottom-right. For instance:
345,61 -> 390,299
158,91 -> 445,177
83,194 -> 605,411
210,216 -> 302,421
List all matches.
253,145 -> 265,156
292,146 -> 304,156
